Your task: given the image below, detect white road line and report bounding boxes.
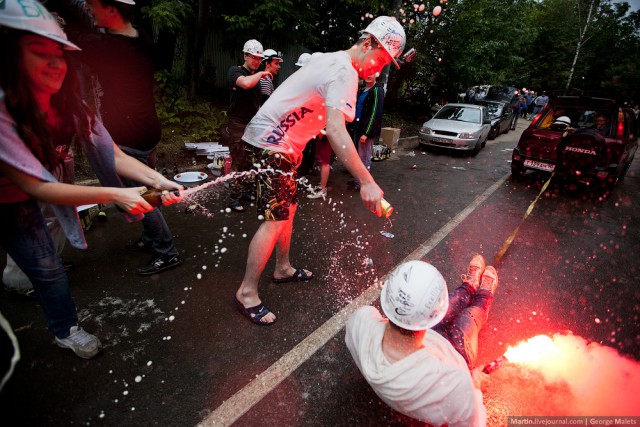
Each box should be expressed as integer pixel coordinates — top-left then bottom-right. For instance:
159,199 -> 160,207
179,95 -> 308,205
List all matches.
198,172 -> 511,427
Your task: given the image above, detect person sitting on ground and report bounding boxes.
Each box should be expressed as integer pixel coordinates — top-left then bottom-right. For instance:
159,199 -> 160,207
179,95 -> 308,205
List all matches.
0,0 -> 181,358
346,256 -> 499,426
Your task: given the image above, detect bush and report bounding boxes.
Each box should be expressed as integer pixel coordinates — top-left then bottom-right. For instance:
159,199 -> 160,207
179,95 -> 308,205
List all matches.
155,70 -> 227,142
383,110 -> 424,138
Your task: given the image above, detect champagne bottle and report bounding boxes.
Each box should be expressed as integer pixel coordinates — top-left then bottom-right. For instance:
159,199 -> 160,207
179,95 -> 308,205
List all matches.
380,198 -> 394,218
140,189 -> 180,208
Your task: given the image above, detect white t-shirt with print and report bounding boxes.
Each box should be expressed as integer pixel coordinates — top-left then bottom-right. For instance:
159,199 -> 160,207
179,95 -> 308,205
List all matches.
242,51 -> 357,164
345,306 -> 487,427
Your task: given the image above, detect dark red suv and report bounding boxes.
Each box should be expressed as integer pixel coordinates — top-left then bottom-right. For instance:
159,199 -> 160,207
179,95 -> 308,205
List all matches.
511,96 -> 638,186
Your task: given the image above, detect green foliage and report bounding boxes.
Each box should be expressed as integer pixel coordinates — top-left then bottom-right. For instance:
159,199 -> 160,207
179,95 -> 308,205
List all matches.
214,0 -> 392,52
141,0 -> 192,33
383,110 -> 425,137
387,0 -> 640,105
148,0 -> 640,123
576,1 -> 640,97
154,70 -> 226,142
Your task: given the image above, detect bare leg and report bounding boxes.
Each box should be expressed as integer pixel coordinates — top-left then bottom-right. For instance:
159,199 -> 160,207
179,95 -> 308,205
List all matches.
274,206 -> 295,277
319,164 -> 330,190
236,220 -> 287,323
273,204 -> 311,280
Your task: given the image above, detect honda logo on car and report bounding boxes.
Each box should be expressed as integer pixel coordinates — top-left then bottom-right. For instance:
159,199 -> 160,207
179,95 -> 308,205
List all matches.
564,146 -> 597,155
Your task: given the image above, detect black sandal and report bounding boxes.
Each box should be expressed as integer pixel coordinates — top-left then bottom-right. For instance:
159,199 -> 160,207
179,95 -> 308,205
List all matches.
272,267 -> 314,284
233,296 -> 276,326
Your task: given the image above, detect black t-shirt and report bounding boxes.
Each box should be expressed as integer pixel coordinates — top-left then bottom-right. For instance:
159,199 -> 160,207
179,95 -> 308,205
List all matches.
68,29 -> 161,151
227,66 -> 261,126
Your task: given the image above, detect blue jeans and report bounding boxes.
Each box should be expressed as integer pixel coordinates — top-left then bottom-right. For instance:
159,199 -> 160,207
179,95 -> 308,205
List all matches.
0,200 -> 77,338
358,137 -> 374,170
511,109 -> 519,129
118,146 -> 178,256
432,283 -> 494,369
530,105 -> 543,119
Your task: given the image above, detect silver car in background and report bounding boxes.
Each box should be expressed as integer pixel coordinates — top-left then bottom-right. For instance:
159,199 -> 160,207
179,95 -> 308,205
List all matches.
419,103 -> 491,154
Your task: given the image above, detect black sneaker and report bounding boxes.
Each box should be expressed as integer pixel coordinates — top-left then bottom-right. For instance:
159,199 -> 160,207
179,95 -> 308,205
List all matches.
136,254 -> 181,276
125,238 -> 152,252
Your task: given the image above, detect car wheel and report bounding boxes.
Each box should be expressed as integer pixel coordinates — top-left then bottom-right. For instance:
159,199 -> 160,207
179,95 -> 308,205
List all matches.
489,127 -> 498,140
470,140 -> 482,156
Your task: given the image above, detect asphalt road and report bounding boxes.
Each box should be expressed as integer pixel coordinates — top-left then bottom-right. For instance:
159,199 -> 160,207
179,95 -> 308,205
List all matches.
1,121 -> 639,426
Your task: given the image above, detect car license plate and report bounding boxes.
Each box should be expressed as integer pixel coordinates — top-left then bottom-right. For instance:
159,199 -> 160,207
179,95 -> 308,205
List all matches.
524,160 -> 555,172
430,137 -> 448,144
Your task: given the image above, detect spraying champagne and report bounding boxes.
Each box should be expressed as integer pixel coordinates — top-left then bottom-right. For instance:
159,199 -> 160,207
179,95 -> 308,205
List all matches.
140,188 -> 181,208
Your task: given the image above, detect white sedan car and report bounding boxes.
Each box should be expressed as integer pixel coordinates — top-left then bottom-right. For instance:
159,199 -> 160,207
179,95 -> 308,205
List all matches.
419,103 -> 492,154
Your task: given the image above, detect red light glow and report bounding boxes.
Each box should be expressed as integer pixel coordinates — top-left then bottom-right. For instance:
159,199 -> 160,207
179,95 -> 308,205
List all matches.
503,335 -> 559,365
485,333 -> 640,419
530,113 -> 542,126
617,110 -> 624,138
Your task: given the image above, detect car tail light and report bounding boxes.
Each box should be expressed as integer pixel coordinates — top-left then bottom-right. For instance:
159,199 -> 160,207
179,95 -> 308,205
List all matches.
531,113 -> 542,126
617,109 -> 624,138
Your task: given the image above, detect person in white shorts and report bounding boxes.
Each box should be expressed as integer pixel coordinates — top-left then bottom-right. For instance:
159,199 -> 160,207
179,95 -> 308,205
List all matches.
346,257 -> 499,426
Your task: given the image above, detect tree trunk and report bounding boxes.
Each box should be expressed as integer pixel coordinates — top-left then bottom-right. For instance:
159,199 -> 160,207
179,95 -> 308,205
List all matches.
189,0 -> 212,98
378,0 -> 404,98
565,0 -> 596,91
155,30 -> 176,72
